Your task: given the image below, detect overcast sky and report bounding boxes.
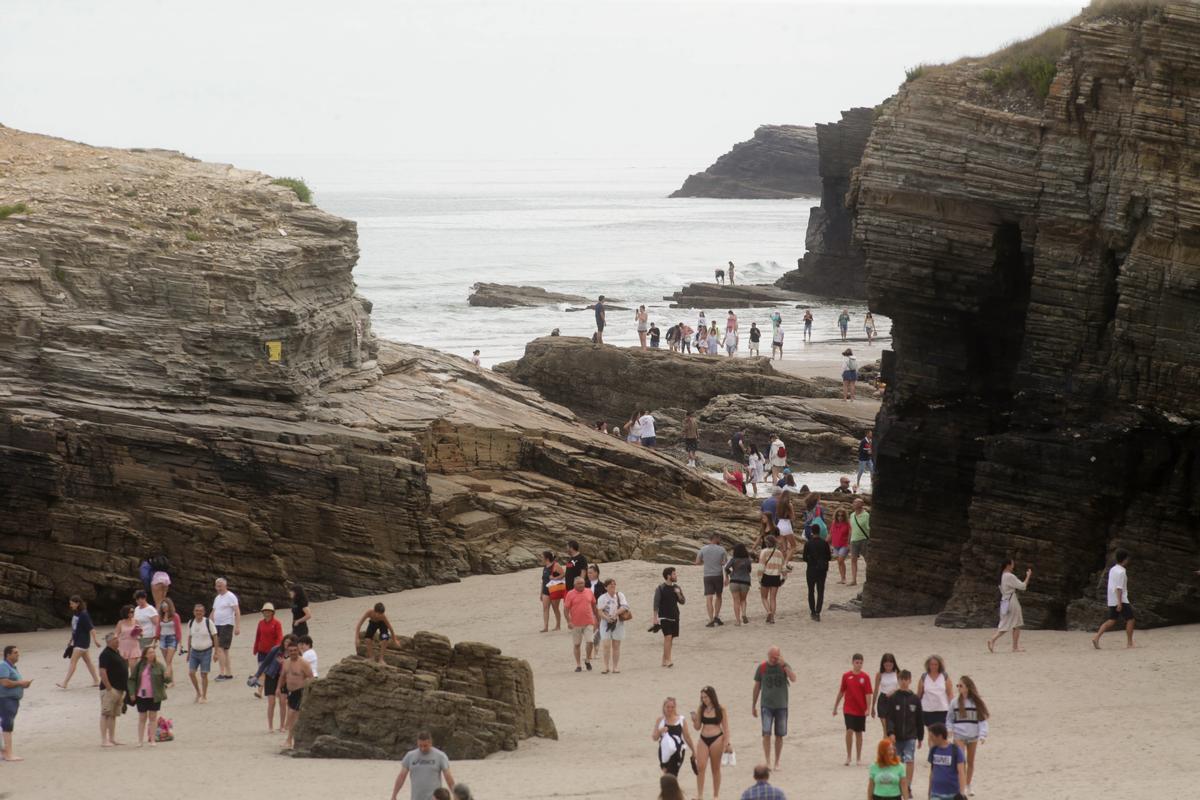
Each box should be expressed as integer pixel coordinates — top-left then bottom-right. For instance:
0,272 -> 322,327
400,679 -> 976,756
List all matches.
2,1 -> 1082,163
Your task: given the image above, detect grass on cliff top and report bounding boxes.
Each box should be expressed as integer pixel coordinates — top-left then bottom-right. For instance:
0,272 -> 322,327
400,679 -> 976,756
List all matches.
271,177 -> 312,204
1082,0 -> 1165,21
0,202 -> 29,219
977,23 -> 1069,99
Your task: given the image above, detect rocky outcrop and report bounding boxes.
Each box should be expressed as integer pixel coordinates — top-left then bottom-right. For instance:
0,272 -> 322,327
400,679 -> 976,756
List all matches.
670,125 -> 820,199
774,108 -> 874,298
293,631 -> 554,760
0,128 -> 757,631
663,282 -> 809,309
468,282 -> 589,308
854,4 -> 1200,629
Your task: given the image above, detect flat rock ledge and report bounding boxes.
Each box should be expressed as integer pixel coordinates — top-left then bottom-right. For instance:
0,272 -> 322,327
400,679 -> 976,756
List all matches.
292,631 -> 556,761
664,282 -> 810,309
468,282 -> 589,307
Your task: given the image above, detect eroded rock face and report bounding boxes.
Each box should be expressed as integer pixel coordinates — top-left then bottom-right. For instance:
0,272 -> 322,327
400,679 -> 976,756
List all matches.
670,125 -> 820,199
292,631 -> 554,760
663,282 -> 809,309
774,108 -> 874,298
854,6 -> 1200,629
0,128 -> 756,631
468,282 -> 590,308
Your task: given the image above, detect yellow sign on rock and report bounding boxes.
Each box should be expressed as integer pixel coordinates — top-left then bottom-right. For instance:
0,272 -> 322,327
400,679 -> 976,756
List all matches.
266,340 -> 283,362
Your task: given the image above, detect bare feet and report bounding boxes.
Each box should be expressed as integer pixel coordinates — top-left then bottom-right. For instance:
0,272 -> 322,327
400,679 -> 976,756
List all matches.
539,628 -> 548,633
199,697 -> 208,704
55,682 -> 68,689
1091,637 -> 1101,650
102,742 -> 114,748
1012,647 -> 1025,653
5,754 -> 24,761
986,639 -> 994,653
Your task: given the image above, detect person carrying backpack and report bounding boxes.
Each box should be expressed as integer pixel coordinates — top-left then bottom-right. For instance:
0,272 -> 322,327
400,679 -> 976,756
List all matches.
842,348 -> 859,402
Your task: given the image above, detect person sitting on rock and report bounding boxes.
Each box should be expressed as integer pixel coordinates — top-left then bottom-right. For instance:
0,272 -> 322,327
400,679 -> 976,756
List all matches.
355,603 -> 397,663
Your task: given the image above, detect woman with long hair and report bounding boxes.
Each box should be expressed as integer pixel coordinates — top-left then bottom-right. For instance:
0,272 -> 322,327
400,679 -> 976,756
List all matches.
949,675 -> 990,796
115,604 -> 142,668
690,685 -> 731,800
623,411 -> 642,445
774,491 -> 797,566
651,696 -> 695,777
871,653 -> 900,735
127,645 -> 168,747
58,595 -> 101,688
290,585 -> 312,637
636,305 -> 650,349
758,535 -> 785,624
916,654 -> 953,728
657,774 -> 686,800
829,508 -> 850,583
987,558 -> 1032,654
725,543 -> 754,625
156,598 -> 183,685
540,550 -> 566,632
867,737 -> 909,800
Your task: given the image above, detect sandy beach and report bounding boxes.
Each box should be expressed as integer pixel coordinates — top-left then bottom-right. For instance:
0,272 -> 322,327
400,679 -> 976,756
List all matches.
3,559 -> 1195,800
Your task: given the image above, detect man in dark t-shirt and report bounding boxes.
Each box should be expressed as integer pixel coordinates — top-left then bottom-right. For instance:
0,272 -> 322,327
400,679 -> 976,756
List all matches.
729,430 -> 747,463
564,541 -> 588,593
593,295 -> 606,344
652,568 -> 685,667
98,633 -> 128,746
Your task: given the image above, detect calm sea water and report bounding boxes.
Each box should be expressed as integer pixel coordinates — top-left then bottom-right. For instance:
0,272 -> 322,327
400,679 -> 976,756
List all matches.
215,155 -> 883,366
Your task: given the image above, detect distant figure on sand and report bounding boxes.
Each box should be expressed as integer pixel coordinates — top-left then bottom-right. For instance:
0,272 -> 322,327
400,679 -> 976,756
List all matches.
211,577 -> 240,681
540,551 -> 566,632
728,261 -> 736,285
842,349 -> 858,402
864,312 -> 877,344
653,567 -> 686,668
725,543 -> 754,625
752,646 -> 795,770
58,595 -> 101,688
855,429 -> 874,490
803,309 -> 813,341
596,578 -> 628,673
838,309 -> 850,341
636,305 -> 649,349
1092,548 -> 1136,649
696,532 -> 728,627
591,295 -> 606,344
988,558 -> 1032,653
355,603 -> 397,662
564,577 -> 597,672
748,322 -> 761,356
832,652 -> 872,765
848,498 -> 870,586
771,324 -> 784,359
649,321 -> 661,348
715,265 -> 726,285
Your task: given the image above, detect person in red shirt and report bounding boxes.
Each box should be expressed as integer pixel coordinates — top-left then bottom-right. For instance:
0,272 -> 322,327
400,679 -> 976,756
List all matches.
829,508 -> 851,584
832,652 -> 872,766
252,602 -> 284,697
723,465 -> 746,495
563,577 -> 598,672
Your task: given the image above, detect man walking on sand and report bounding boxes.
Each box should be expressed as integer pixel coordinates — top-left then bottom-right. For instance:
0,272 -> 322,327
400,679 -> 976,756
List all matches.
848,498 -> 870,586
564,577 -> 597,672
739,764 -> 786,800
696,532 -> 728,627
653,567 -> 686,668
211,578 -> 241,680
591,295 -> 606,344
392,731 -> 456,800
98,633 -> 128,747
186,603 -> 216,702
752,646 -> 796,771
832,652 -> 872,766
1093,548 -> 1136,649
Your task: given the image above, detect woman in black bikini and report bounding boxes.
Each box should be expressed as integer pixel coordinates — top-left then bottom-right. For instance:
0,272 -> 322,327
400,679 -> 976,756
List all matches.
691,685 -> 731,800
354,602 -> 396,663
652,696 -> 696,777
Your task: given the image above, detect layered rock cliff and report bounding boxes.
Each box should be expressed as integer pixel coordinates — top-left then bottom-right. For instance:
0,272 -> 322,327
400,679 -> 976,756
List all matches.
0,127 -> 755,631
774,108 -> 874,298
670,125 -> 820,199
855,3 -> 1200,629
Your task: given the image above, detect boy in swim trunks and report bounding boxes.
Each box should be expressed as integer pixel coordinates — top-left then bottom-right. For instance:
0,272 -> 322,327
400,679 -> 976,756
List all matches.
277,640 -> 313,749
355,602 -> 397,663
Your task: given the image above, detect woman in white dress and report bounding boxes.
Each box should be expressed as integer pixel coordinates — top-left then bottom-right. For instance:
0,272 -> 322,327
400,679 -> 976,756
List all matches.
987,558 -> 1032,653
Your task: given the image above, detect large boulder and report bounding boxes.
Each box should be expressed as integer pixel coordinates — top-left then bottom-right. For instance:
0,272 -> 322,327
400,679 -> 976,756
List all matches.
467,282 -> 590,308
292,631 -> 554,760
662,282 -> 810,310
0,127 -> 756,631
853,5 -> 1200,629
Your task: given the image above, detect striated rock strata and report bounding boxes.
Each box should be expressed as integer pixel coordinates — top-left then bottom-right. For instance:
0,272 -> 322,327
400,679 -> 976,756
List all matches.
663,282 -> 809,309
293,631 -> 555,760
854,4 -> 1200,629
468,282 -> 589,308
670,125 -> 820,199
774,107 -> 874,298
0,127 -> 756,631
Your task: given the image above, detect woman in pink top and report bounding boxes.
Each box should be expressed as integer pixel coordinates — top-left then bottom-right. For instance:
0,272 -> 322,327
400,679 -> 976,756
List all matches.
155,599 -> 183,685
830,508 -> 851,584
115,604 -> 142,667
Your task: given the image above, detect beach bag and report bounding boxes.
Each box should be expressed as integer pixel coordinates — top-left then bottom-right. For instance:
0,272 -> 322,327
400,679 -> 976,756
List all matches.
847,356 -> 858,371
999,593 -> 1011,619
156,716 -> 174,742
776,446 -> 786,460
547,577 -> 566,599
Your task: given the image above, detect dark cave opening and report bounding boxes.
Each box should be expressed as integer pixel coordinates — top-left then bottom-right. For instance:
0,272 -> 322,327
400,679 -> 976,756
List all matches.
972,222 -> 1034,402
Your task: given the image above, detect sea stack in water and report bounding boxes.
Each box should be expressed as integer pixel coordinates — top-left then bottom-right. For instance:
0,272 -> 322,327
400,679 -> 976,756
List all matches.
467,282 -> 590,307
854,4 -> 1200,629
670,124 -> 821,199
773,107 -> 874,299
0,127 -> 755,631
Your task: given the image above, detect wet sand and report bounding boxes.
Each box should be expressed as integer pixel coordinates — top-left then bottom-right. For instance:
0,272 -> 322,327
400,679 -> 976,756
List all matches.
3,559 -> 1194,799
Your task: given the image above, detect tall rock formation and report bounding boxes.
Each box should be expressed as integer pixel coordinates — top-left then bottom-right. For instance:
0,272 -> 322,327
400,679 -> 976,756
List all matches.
670,125 -> 820,199
853,4 -> 1200,629
0,127 -> 755,632
774,108 -> 874,298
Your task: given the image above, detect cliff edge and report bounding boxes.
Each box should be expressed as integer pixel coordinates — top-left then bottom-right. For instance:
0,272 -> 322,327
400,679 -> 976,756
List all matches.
670,125 -> 820,199
854,3 -> 1200,628
0,127 -> 754,631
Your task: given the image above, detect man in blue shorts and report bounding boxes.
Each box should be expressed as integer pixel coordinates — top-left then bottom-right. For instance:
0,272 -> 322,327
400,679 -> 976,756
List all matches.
752,645 -> 796,771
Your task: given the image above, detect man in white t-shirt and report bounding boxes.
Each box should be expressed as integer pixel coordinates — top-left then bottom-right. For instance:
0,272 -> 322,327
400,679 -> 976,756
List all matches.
638,412 -> 657,448
1092,549 -> 1135,649
298,635 -> 318,678
768,434 -> 787,482
211,578 -> 241,680
186,603 -> 217,702
132,590 -> 159,649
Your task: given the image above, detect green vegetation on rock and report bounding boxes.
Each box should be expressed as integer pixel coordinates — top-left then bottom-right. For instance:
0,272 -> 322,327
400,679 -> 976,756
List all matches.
0,202 -> 29,219
980,24 -> 1068,99
185,230 -> 204,242
271,177 -> 312,203
905,64 -> 931,83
